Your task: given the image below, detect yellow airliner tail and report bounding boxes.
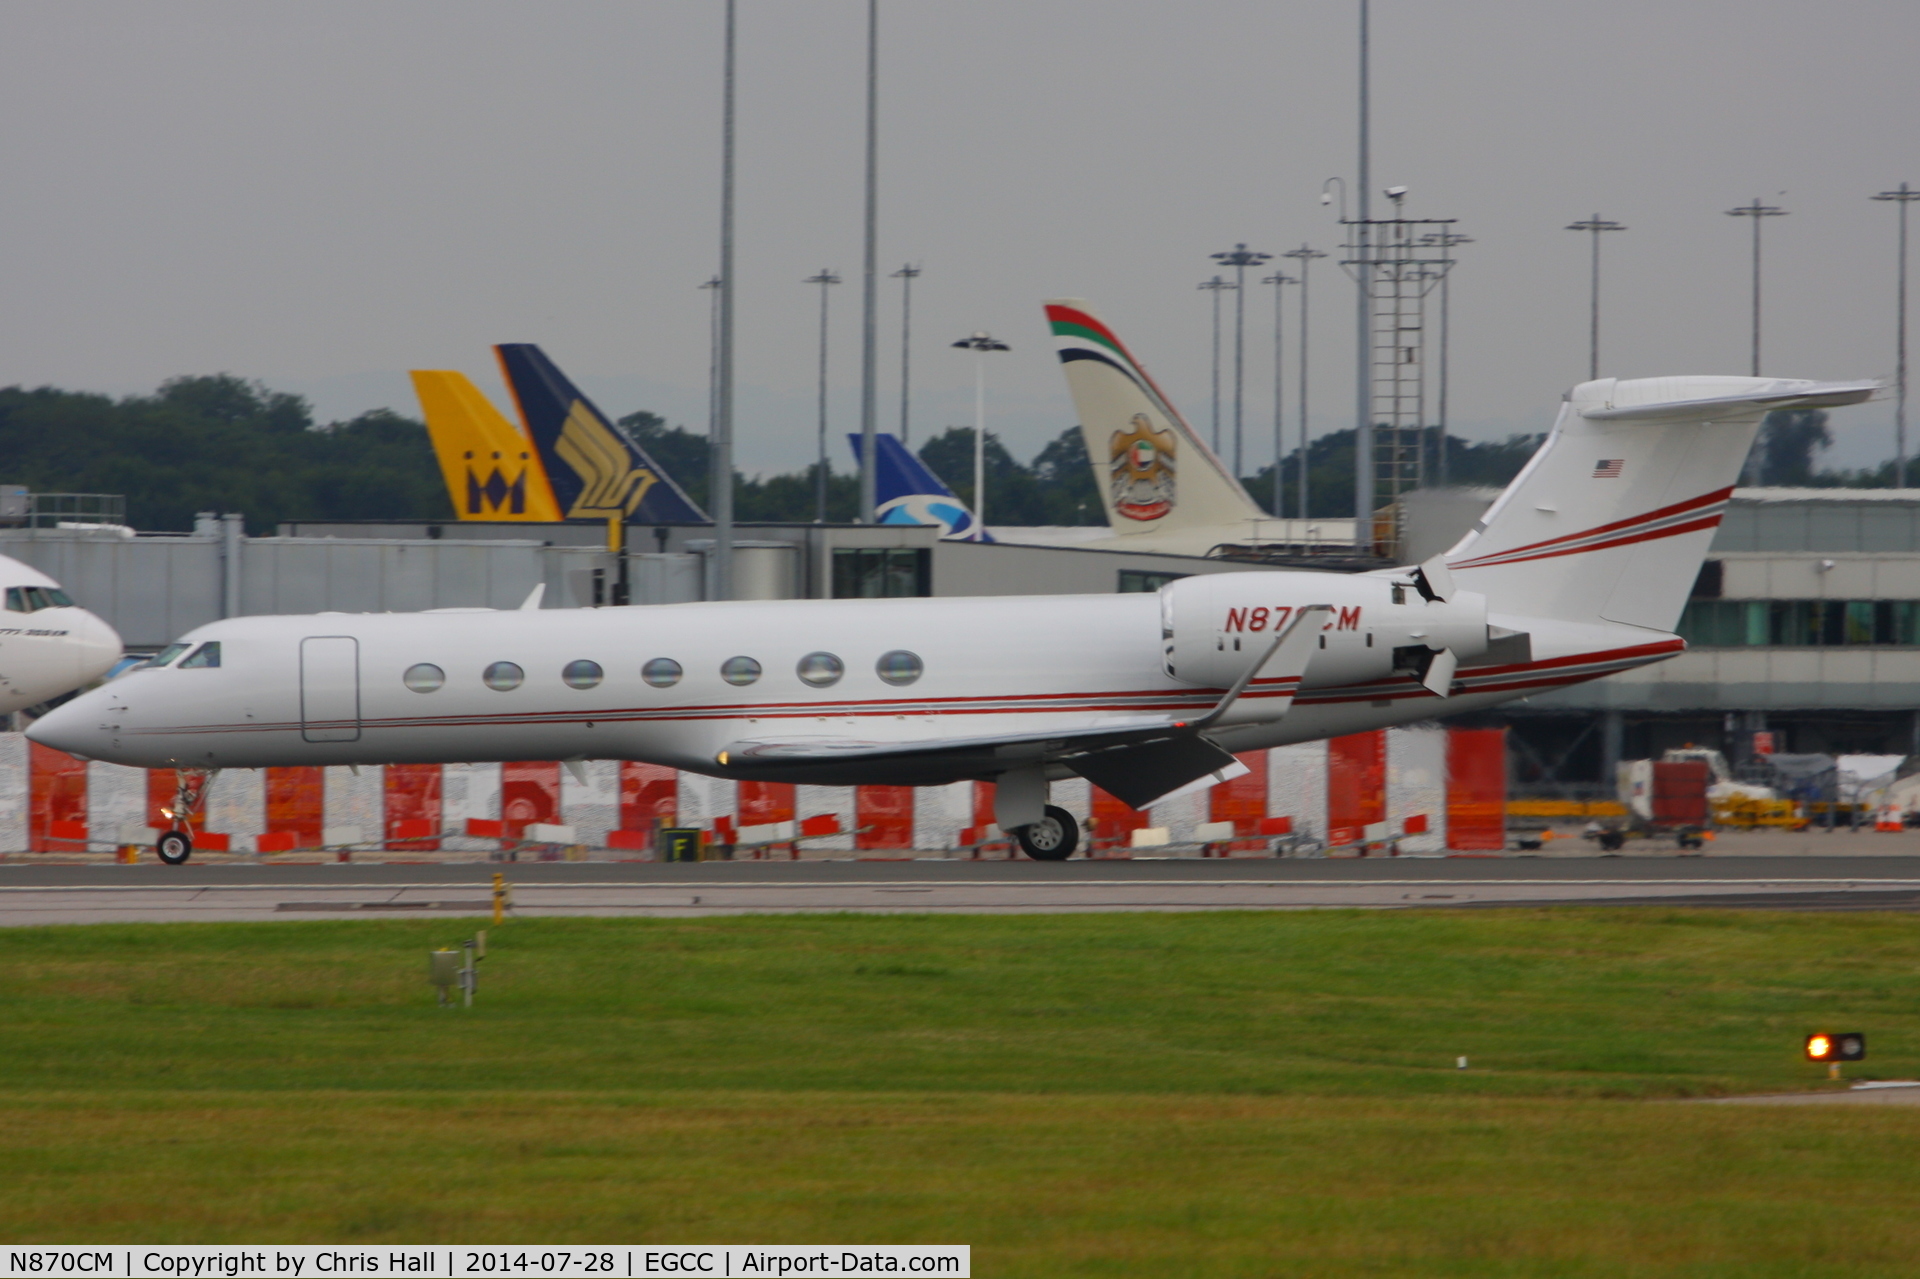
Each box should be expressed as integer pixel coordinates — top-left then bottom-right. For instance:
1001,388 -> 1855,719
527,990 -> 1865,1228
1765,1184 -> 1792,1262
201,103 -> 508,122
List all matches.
411,370 -> 563,522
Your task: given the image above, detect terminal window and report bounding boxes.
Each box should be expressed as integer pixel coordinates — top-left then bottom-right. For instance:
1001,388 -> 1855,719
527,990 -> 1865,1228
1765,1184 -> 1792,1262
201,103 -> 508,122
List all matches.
832,547 -> 931,599
1677,599 -> 1920,647
1119,571 -> 1188,593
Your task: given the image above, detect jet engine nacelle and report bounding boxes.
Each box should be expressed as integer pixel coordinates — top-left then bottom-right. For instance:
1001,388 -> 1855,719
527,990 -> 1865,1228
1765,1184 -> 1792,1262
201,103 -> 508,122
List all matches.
1159,571 -> 1488,691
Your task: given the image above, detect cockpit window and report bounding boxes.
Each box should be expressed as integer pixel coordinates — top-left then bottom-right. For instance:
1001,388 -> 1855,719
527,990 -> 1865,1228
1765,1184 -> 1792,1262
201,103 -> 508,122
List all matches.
178,642 -> 222,669
142,643 -> 191,669
6,586 -> 76,613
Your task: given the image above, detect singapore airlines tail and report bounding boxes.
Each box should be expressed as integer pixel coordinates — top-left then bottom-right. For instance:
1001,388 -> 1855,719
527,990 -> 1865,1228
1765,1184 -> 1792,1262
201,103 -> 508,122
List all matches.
495,344 -> 708,525
1446,375 -> 1875,630
410,370 -> 564,522
848,432 -> 990,542
1045,298 -> 1268,540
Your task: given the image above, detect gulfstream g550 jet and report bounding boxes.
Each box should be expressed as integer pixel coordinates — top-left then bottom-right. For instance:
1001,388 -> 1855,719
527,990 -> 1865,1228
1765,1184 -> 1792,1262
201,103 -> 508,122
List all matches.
29,348 -> 1872,862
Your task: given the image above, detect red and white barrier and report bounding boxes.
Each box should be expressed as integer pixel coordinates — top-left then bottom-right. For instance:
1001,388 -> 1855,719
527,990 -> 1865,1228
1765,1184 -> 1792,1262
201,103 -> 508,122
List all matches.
2,726 -> 1509,854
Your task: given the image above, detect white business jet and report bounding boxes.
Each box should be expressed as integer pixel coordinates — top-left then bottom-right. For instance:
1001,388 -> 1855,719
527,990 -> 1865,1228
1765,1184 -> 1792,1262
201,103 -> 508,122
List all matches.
27,332 -> 1871,862
0,554 -> 122,714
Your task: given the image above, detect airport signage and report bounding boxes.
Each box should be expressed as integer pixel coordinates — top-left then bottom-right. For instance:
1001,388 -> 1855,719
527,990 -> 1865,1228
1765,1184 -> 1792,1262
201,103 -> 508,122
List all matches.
0,1250 -> 967,1279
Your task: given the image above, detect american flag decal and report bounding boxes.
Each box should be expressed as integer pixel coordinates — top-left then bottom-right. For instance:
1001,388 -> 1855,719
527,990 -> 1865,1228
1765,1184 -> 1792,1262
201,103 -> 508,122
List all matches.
1593,459 -> 1624,478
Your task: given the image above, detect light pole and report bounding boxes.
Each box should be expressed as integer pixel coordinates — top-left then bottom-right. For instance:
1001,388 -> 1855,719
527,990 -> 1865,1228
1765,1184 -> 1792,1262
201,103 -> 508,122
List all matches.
1282,243 -> 1328,522
1197,276 -> 1236,454
1261,272 -> 1294,519
1212,243 -> 1273,476
712,0 -> 737,600
804,269 -> 842,522
1419,231 -> 1470,486
951,332 -> 1009,539
1726,198 -> 1787,376
699,274 -> 721,454
858,0 -> 880,524
1873,182 -> 1920,488
1564,216 -> 1625,382
891,262 -> 921,447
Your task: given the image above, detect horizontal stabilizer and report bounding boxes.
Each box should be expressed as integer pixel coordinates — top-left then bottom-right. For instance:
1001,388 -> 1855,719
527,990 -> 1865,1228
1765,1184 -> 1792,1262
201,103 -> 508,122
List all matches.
1582,378 -> 1877,422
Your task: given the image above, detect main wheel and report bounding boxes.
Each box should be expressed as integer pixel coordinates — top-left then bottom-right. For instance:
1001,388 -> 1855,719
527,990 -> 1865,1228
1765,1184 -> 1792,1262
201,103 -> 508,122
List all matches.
1015,805 -> 1079,861
156,829 -> 193,865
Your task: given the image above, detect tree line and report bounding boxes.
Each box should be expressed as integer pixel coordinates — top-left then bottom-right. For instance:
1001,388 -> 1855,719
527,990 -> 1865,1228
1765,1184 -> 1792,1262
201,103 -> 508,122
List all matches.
0,374 -> 1873,535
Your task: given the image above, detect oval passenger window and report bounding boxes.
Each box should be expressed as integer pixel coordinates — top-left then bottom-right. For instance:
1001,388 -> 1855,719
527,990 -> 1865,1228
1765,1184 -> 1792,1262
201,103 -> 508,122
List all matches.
403,663 -> 445,693
563,659 -> 603,690
796,652 -> 844,687
483,661 -> 524,691
876,650 -> 923,686
642,658 -> 683,688
721,656 -> 762,686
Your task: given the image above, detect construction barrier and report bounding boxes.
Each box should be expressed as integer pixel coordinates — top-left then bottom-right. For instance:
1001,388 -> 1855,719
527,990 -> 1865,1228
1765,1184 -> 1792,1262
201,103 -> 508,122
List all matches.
6,726 -> 1509,855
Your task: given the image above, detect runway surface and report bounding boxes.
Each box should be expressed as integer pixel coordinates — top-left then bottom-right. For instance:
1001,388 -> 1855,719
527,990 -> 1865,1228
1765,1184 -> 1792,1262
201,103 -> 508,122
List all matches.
3,856 -> 1919,925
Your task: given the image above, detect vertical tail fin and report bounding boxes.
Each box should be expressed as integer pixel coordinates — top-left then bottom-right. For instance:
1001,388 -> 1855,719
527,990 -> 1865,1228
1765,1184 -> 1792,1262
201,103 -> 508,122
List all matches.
1448,376 -> 1875,630
494,344 -> 708,524
410,370 -> 564,521
847,432 -> 990,541
1044,298 -> 1267,539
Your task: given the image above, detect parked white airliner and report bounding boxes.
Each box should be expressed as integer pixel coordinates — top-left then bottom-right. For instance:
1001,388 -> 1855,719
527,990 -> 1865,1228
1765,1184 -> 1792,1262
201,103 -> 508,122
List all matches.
27,350 -> 1872,862
0,554 -> 122,714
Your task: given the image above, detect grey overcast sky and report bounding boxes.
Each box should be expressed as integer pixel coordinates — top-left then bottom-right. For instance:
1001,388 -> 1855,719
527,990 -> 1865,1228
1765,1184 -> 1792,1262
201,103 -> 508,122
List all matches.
3,1 -> 1917,476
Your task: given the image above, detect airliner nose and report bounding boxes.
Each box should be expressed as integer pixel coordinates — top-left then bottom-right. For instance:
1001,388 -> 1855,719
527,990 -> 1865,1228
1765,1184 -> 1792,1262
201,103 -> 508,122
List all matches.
73,610 -> 123,685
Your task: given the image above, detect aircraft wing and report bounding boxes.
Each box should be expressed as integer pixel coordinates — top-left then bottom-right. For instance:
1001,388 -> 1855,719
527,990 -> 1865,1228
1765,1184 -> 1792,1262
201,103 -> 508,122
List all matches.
719,716 -> 1240,810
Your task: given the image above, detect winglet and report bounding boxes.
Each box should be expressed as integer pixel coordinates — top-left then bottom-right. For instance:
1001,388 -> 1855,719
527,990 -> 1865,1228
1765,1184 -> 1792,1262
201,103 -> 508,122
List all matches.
519,583 -> 546,611
1193,603 -> 1331,729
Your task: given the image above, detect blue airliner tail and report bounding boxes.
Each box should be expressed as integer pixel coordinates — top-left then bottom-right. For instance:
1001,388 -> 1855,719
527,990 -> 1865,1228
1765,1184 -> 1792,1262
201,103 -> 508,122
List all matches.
848,433 -> 990,542
495,343 -> 708,524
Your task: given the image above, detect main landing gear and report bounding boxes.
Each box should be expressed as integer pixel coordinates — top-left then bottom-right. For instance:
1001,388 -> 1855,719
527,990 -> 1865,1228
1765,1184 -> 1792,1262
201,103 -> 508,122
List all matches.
1014,805 -> 1080,861
154,768 -> 217,865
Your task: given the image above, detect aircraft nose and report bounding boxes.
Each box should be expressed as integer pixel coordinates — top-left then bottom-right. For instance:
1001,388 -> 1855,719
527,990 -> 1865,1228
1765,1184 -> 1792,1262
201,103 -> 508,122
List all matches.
25,690 -> 106,758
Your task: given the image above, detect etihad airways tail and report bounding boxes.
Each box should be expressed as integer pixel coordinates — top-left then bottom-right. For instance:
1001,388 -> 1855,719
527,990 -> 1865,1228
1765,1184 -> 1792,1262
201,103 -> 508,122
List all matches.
1045,298 -> 1268,540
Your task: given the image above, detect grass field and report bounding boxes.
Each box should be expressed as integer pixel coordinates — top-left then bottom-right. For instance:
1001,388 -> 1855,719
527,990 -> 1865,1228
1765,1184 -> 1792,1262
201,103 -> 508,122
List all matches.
3,908 -> 1919,1274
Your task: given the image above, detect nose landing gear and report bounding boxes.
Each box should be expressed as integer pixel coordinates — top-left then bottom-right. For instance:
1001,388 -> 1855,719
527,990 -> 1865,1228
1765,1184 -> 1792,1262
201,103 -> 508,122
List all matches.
1014,804 -> 1080,861
153,768 -> 217,866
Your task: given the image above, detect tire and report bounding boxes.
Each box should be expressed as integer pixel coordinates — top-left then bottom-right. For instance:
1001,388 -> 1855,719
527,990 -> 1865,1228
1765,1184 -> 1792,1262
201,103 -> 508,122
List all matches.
156,829 -> 193,866
1015,805 -> 1079,861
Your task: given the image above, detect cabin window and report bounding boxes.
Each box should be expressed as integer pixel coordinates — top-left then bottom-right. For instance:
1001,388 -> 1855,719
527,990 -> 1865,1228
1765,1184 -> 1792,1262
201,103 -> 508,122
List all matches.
796,652 -> 844,687
563,659 -> 604,690
876,650 -> 923,686
642,657 -> 683,688
179,642 -> 221,669
142,643 -> 190,669
483,661 -> 524,691
404,663 -> 445,693
721,656 -> 762,686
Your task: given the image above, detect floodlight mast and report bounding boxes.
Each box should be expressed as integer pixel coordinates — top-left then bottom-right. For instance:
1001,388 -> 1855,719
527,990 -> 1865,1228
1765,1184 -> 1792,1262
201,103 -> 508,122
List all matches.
712,0 -> 737,601
1261,271 -> 1295,520
1197,276 -> 1236,455
1564,215 -> 1626,382
1212,243 -> 1273,477
804,269 -> 843,522
952,332 -> 1010,539
1282,244 -> 1328,523
1725,198 -> 1787,377
1873,182 -> 1919,488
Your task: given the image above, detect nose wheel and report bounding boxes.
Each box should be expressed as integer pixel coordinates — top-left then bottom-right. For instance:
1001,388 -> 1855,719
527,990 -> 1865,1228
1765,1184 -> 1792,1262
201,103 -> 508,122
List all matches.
1014,805 -> 1080,861
155,829 -> 193,865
